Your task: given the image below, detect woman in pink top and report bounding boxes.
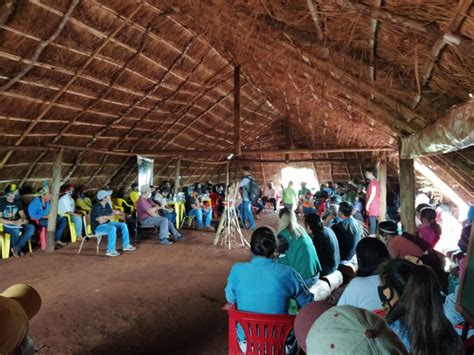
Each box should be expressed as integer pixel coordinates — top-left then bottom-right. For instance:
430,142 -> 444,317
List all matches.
364,167 -> 380,237
417,207 -> 442,250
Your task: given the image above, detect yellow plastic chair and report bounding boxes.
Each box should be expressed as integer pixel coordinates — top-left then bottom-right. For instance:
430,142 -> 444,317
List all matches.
0,223 -> 33,259
77,215 -> 106,255
64,214 -> 77,243
112,198 -> 135,213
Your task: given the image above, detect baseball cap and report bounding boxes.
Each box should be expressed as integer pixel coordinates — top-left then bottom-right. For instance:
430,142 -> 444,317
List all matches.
4,183 -> 18,194
379,220 -> 398,235
306,305 -> 407,354
97,190 -> 113,200
36,186 -> 49,195
0,284 -> 41,354
140,185 -> 151,194
294,301 -> 333,353
131,182 -> 138,188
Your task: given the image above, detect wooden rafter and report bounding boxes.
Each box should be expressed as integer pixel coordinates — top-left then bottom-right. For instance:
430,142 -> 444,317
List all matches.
0,2 -> 146,169
411,0 -> 473,109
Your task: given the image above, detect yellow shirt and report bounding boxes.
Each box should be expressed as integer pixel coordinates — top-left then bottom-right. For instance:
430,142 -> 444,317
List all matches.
75,197 -> 92,212
129,191 -> 139,205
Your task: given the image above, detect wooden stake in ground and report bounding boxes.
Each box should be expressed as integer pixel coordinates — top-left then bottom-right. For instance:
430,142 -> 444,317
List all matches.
46,149 -> 63,252
214,183 -> 249,249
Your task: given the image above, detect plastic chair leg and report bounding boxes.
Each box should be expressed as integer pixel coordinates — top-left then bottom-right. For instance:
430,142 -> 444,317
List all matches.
28,240 -> 32,254
40,228 -> 46,251
96,236 -> 102,255
77,238 -> 86,255
1,234 -> 10,259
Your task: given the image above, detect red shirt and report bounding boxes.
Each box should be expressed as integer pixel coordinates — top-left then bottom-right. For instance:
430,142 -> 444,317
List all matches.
388,236 -> 424,259
366,179 -> 380,217
136,197 -> 154,223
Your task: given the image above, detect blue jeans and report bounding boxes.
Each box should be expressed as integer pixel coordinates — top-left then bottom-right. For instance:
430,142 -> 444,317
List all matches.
95,221 -> 131,253
142,215 -> 179,241
368,216 -> 378,235
284,203 -> 293,210
189,208 -> 212,228
240,201 -> 255,229
5,223 -> 35,252
39,216 -> 67,241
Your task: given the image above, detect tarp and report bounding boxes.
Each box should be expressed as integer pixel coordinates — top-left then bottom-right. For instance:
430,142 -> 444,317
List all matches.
400,99 -> 474,158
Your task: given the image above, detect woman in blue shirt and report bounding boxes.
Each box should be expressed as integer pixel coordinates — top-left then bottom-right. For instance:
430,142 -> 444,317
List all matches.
225,227 -> 313,352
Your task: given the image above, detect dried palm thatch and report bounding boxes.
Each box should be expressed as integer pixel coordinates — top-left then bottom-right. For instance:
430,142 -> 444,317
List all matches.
0,0 -> 472,203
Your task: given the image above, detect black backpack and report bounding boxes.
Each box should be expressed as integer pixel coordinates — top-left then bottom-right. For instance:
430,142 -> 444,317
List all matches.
245,176 -> 260,203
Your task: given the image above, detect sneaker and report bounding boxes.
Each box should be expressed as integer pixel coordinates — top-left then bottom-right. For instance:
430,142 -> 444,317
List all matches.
159,239 -> 173,245
204,226 -> 214,231
106,250 -> 120,257
10,248 -> 20,258
56,240 -> 67,247
174,235 -> 185,241
122,245 -> 136,251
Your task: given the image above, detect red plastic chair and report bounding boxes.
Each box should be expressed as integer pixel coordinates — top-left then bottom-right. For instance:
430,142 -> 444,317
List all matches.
31,219 -> 47,251
223,303 -> 296,355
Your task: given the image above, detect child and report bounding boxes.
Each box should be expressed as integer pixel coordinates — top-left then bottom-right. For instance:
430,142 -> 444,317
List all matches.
417,207 -> 442,250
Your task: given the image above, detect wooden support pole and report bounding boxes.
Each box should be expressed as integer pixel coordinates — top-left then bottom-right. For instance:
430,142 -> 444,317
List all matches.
378,153 -> 387,220
226,161 -> 230,187
399,158 -> 416,235
46,149 -> 63,252
174,159 -> 181,195
234,65 -> 241,156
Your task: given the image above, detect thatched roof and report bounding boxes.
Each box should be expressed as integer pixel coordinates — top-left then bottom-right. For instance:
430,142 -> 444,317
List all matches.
0,0 -> 472,202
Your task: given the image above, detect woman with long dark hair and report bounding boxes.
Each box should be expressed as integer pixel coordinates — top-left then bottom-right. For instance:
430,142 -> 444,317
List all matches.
378,259 -> 462,354
337,237 -> 389,311
304,213 -> 340,277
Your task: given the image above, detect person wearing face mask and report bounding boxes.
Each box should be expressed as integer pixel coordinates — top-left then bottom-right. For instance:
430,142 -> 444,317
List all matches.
28,186 -> 68,248
377,259 -> 462,354
0,185 -> 35,257
57,185 -> 84,242
75,186 -> 92,214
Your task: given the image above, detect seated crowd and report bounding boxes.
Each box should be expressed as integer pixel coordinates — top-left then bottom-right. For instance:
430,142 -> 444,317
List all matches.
0,179 -> 225,258
225,166 -> 473,354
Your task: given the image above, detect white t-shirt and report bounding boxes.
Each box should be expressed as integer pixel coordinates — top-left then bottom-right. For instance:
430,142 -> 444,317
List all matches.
58,194 -> 75,215
337,274 -> 382,311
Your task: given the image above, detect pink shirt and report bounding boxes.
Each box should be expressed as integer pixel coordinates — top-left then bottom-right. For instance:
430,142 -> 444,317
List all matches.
366,179 -> 380,216
136,197 -> 154,223
387,236 -> 424,259
417,223 -> 441,249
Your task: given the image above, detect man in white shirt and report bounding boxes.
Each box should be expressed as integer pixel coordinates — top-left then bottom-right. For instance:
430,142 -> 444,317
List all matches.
262,182 -> 277,211
58,185 -> 84,242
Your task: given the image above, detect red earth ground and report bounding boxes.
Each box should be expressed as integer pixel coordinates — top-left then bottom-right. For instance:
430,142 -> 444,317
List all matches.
0,212 -> 280,354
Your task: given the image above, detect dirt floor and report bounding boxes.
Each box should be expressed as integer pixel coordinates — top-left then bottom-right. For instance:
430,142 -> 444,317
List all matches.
0,212 -> 279,354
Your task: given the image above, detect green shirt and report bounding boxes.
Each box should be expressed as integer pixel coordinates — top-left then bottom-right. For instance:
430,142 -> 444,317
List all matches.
283,187 -> 297,204
298,187 -> 310,197
278,228 -> 322,280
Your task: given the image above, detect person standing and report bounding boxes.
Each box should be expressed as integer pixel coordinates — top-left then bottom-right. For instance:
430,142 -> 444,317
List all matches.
365,167 -> 380,238
0,185 -> 35,257
239,167 -> 256,230
282,181 -> 297,210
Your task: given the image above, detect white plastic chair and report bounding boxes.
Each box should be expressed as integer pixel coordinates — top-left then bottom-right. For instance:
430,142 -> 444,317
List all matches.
77,215 -> 107,255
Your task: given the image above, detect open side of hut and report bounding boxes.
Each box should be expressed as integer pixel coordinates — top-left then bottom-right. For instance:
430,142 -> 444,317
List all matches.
0,0 -> 472,205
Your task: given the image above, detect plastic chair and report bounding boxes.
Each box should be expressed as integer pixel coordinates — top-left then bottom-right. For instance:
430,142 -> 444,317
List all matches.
30,219 -> 47,251
64,214 -> 77,243
0,223 -> 33,259
223,303 -> 296,355
180,214 -> 196,229
77,215 -> 106,255
112,198 -> 135,214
